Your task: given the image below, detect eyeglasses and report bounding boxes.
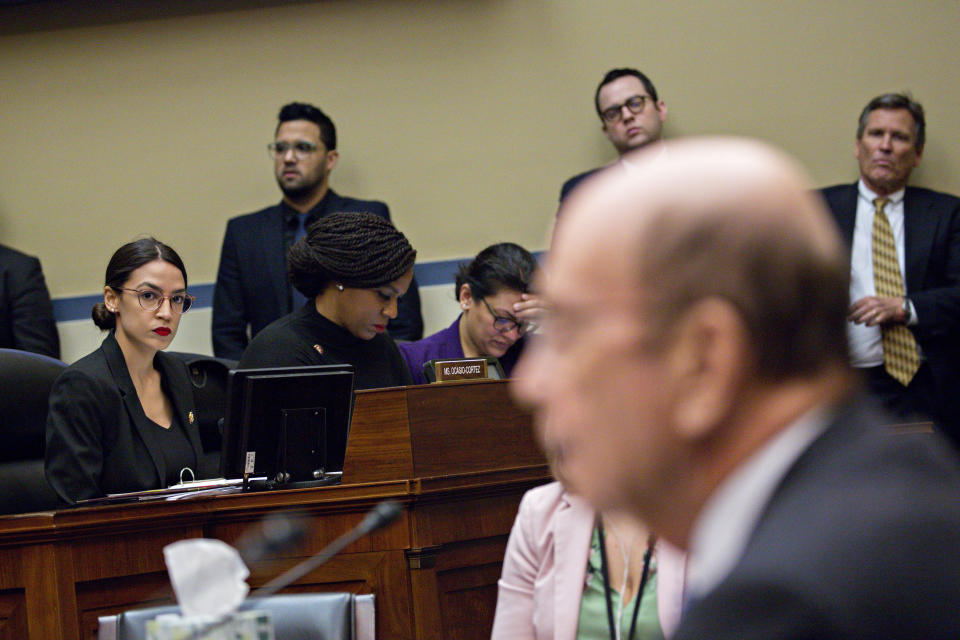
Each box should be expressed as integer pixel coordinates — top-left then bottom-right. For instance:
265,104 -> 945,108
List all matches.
481,298 -> 535,335
600,94 -> 651,123
116,288 -> 195,314
267,141 -> 319,159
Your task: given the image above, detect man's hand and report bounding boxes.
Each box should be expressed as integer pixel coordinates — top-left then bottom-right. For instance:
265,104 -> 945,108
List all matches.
849,296 -> 907,326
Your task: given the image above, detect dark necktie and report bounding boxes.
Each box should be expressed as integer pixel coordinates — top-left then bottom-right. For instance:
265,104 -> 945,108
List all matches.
290,212 -> 310,310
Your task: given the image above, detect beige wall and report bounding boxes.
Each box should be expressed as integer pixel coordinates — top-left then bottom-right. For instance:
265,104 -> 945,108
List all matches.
2,0 -> 959,299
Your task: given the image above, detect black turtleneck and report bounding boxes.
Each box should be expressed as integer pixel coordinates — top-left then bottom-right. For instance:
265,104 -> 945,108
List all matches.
238,302 -> 413,390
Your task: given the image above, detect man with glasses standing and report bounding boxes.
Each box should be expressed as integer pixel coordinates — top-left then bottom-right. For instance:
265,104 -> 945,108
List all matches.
559,68 -> 668,203
213,102 -> 423,360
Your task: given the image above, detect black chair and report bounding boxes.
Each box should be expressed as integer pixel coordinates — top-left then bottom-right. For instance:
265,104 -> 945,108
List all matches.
0,348 -> 66,514
168,352 -> 236,455
97,592 -> 375,640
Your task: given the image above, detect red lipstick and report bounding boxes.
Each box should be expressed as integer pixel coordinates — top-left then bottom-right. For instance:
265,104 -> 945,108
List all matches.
153,327 -> 171,336
373,324 -> 386,333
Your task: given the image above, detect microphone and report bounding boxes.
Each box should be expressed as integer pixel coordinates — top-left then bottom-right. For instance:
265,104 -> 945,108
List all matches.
235,511 -> 308,564
181,500 -> 402,640
355,499 -> 403,537
252,499 -> 401,599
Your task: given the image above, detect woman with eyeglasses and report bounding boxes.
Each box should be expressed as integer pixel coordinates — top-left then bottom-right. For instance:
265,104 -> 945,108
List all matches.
237,212 -> 415,389
45,238 -> 210,504
399,243 -> 538,385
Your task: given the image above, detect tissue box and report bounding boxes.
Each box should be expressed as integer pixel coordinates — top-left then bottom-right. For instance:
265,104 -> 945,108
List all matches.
145,610 -> 274,640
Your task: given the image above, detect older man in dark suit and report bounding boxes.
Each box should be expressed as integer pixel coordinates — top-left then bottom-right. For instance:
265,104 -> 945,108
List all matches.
213,102 -> 422,360
821,93 -> 960,447
513,137 -> 960,639
0,243 -> 59,359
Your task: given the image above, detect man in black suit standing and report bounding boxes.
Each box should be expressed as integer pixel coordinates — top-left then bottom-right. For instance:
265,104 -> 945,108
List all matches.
559,68 -> 668,203
514,137 -> 960,639
213,102 -> 422,360
0,243 -> 59,359
822,93 -> 960,446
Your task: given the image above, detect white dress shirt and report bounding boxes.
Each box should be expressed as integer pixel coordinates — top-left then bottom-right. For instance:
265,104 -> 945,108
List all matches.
684,406 -> 832,601
847,179 -> 917,367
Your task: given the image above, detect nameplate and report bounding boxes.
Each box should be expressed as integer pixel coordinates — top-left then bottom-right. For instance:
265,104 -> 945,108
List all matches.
433,358 -> 489,382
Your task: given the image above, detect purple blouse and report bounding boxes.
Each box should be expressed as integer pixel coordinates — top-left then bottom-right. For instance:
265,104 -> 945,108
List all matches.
398,315 -> 525,385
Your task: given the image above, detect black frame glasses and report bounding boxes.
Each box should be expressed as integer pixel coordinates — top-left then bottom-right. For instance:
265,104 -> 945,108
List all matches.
600,94 -> 650,123
481,298 -> 535,335
267,141 -> 319,159
116,288 -> 194,314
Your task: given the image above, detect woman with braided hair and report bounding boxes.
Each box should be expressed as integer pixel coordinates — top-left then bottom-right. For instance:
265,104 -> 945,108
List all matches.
238,212 -> 415,389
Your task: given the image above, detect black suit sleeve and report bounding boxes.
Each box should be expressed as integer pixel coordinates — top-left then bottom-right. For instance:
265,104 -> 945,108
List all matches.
4,255 -> 60,359
559,169 -> 601,204
44,368 -> 111,504
374,201 -> 424,341
910,198 -> 960,342
559,176 -> 580,202
673,580 -> 824,640
212,221 -> 250,360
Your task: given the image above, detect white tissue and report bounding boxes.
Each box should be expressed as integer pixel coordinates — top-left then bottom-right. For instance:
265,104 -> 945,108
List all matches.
163,539 -> 250,618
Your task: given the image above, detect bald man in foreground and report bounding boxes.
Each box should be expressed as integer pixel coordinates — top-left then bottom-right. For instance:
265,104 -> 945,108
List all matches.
513,138 -> 960,638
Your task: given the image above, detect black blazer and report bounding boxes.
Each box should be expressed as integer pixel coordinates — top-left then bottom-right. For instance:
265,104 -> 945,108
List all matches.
822,183 -> 960,420
559,167 -> 601,203
0,244 -> 60,359
673,398 -> 960,639
212,190 -> 423,360
44,333 -> 206,504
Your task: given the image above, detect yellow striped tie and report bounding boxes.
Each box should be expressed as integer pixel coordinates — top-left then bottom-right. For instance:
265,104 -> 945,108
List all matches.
871,197 -> 920,385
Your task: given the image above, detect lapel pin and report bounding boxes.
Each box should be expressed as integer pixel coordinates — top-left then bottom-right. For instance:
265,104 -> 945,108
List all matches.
313,344 -> 323,355
188,411 -> 195,424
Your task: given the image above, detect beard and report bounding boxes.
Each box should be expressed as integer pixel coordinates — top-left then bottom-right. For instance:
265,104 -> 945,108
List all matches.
276,169 -> 325,201
278,180 -> 315,200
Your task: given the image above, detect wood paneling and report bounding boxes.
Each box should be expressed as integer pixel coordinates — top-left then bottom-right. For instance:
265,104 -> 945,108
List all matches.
345,380 -> 541,484
0,590 -> 27,640
343,388 -> 415,483
406,382 -> 541,478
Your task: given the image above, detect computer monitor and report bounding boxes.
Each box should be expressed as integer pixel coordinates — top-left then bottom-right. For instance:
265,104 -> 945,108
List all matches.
220,364 -> 355,488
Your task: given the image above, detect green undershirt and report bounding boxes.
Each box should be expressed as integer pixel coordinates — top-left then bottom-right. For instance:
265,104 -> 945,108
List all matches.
576,526 -> 664,640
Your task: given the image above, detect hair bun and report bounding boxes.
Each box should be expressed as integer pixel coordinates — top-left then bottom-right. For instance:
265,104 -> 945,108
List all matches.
91,302 -> 116,330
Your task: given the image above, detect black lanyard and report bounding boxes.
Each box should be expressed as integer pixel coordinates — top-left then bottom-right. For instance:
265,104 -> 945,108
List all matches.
597,520 -> 656,640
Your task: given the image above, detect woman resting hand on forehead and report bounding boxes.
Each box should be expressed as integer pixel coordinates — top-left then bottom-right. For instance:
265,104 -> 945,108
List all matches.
45,238 -> 212,504
399,242 -> 539,385
238,212 -> 416,390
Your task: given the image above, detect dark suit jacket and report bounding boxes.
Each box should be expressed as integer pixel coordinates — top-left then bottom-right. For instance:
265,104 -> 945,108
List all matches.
821,183 -> 960,427
559,168 -> 601,203
674,398 -> 960,639
212,191 -> 423,360
0,244 -> 60,359
44,333 -> 207,504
